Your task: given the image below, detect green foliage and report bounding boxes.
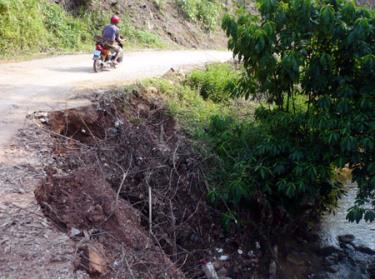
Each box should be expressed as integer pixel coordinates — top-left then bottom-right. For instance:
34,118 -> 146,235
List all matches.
222,0 -> 375,223
0,0 -> 166,58
0,0 -> 48,53
144,78 -> 230,137
176,0 -> 222,30
206,110 -> 344,221
186,63 -> 240,102
42,2 -> 87,49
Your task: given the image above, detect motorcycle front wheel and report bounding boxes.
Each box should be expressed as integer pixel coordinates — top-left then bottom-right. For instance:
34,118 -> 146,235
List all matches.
93,59 -> 103,73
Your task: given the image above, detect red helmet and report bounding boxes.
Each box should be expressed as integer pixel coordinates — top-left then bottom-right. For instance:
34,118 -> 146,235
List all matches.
111,16 -> 120,24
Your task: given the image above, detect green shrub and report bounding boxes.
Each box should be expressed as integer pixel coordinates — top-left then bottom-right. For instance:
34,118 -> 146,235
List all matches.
186,63 -> 240,102
222,0 -> 375,223
176,0 -> 221,30
207,110 -> 344,223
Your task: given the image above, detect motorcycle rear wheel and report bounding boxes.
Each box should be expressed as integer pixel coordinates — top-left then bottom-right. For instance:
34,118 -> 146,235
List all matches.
93,59 -> 103,73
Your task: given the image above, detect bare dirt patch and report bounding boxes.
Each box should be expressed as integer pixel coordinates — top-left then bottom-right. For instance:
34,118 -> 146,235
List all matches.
0,122 -> 87,279
34,89 -> 260,278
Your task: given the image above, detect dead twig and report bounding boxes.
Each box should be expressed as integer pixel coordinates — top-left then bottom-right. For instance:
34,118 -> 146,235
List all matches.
175,199 -> 202,230
101,154 -> 133,225
121,246 -> 135,279
172,141 -> 181,176
78,115 -> 100,143
169,200 -> 178,263
145,171 -> 153,234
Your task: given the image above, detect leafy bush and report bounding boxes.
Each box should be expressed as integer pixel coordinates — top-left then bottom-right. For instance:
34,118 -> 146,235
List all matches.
222,0 -> 375,223
42,2 -> 88,49
176,0 -> 221,30
186,63 -> 240,102
207,110 -> 344,224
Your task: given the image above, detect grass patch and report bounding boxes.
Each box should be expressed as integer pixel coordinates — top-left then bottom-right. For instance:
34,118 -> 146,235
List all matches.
186,63 -> 240,103
142,63 -> 255,138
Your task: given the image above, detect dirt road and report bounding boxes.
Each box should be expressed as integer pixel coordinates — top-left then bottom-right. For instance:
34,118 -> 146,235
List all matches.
0,50 -> 231,148
0,50 -> 231,278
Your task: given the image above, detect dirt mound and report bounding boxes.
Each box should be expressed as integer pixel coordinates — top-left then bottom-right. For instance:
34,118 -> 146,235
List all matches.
36,167 -> 182,278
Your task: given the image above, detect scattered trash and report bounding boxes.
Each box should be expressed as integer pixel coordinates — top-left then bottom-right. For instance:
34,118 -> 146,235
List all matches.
219,255 -> 230,261
40,117 -> 48,124
114,119 -> 123,128
269,260 -> 277,279
70,227 -> 81,238
237,249 -> 243,255
202,261 -> 219,279
255,241 -> 261,249
215,248 -> 224,253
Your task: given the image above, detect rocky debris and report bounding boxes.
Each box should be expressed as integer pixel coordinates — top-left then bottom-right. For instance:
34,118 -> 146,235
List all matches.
368,260 -> 375,278
317,245 -> 342,256
354,245 -> 375,255
337,234 -> 355,244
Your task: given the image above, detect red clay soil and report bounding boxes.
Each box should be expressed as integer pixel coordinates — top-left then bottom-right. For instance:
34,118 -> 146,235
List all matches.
34,89 -> 260,278
36,167 -> 183,278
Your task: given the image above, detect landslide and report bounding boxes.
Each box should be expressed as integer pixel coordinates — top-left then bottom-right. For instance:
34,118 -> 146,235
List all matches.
33,88 -> 260,278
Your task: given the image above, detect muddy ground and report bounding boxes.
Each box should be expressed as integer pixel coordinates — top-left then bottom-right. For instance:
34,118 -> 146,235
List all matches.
33,88 -> 262,278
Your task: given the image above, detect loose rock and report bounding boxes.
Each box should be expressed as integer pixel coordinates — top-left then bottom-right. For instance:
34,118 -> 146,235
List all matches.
337,234 -> 355,244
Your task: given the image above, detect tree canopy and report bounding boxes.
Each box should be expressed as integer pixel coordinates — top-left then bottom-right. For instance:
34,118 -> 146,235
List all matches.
222,0 -> 375,223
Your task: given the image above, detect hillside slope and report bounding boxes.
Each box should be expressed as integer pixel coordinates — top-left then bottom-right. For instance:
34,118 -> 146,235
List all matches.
0,0 -> 230,59
55,0 -> 230,49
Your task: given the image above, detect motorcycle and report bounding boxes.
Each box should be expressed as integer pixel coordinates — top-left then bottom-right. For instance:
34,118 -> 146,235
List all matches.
92,36 -> 123,73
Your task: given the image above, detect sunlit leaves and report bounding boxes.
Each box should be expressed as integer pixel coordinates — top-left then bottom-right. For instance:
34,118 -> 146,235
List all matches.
222,0 -> 375,223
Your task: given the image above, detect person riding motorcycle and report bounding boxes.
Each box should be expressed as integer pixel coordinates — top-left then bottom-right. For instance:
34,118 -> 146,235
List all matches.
102,15 -> 124,64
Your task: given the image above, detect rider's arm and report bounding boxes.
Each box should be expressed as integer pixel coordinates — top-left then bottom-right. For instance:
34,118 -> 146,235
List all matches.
115,27 -> 123,43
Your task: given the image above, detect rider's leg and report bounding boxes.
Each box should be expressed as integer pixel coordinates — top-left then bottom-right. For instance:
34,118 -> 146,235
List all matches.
113,45 -> 123,63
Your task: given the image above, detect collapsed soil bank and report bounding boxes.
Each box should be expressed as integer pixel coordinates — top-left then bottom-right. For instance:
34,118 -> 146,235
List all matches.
31,85 -> 374,279
34,89 -> 261,278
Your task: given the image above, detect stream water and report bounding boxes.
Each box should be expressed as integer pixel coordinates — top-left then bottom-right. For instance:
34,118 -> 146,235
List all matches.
317,183 -> 375,278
